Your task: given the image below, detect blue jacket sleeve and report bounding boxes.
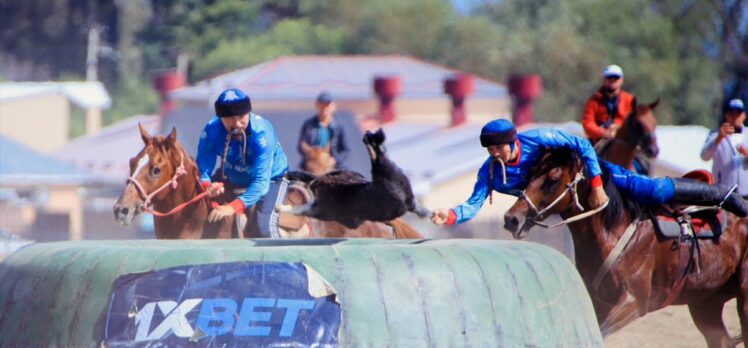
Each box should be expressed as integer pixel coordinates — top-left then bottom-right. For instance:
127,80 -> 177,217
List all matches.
535,129 -> 602,178
452,163 -> 491,224
237,127 -> 276,207
196,127 -> 217,183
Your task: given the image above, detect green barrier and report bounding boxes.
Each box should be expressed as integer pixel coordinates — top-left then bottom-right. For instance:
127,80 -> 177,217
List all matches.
0,239 -> 602,347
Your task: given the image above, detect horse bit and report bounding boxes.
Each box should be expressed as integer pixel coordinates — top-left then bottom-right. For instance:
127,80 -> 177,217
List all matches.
520,170 -> 609,229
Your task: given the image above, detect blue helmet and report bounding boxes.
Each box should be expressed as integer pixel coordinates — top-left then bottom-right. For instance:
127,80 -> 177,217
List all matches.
480,119 -> 517,147
215,88 -> 251,117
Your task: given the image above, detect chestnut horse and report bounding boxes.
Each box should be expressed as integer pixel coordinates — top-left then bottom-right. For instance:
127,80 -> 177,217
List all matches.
114,125 -> 422,239
113,125 -> 231,239
503,148 -> 748,347
299,142 -> 336,175
597,99 -> 660,174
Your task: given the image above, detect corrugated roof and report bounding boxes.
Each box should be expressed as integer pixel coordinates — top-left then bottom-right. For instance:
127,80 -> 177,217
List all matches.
0,81 -> 111,109
52,115 -> 161,184
0,136 -> 92,185
171,55 -> 507,103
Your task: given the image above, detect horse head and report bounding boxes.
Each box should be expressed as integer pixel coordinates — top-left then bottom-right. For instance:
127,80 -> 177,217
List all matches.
113,124 -> 186,226
504,148 -> 584,239
300,142 -> 335,175
625,98 -> 660,158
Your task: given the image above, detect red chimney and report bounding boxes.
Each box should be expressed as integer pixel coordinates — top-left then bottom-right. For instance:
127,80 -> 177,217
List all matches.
153,71 -> 186,116
373,76 -> 401,123
444,74 -> 475,127
507,74 -> 543,127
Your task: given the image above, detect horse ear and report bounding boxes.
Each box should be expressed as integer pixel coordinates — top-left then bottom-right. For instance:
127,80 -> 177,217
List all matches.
166,126 -> 178,146
649,98 -> 660,109
631,97 -> 638,110
139,122 -> 152,144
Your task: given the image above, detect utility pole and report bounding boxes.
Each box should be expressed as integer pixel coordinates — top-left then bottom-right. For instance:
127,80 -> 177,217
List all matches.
84,24 -> 102,136
86,25 -> 100,81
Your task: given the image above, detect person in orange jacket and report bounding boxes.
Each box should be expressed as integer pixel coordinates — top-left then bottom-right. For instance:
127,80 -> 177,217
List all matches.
582,65 -> 637,144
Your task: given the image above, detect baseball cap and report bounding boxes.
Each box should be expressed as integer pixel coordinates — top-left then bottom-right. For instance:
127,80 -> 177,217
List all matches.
727,99 -> 744,112
603,65 -> 624,78
316,91 -> 333,104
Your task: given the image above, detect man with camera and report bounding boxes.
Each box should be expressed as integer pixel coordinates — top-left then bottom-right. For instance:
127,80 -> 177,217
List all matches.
701,98 -> 748,198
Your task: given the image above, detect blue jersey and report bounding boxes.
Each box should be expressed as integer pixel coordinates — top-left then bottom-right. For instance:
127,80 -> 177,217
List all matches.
197,114 -> 289,208
452,128 -> 602,224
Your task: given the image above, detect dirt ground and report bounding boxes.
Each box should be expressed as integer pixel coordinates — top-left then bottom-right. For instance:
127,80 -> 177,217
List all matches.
605,300 -> 743,348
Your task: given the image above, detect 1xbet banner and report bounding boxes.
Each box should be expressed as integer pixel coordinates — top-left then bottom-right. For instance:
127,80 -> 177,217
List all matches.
104,261 -> 341,347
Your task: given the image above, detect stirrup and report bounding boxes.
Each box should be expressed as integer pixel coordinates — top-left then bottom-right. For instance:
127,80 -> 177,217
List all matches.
234,213 -> 247,238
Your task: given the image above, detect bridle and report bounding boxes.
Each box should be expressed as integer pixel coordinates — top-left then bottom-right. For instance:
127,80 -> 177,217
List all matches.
520,170 -> 609,229
126,150 -> 213,217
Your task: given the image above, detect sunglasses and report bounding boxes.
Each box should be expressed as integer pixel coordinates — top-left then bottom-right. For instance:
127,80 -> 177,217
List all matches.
605,76 -> 621,81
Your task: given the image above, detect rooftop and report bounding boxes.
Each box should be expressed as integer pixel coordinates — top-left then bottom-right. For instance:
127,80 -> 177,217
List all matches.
0,81 -> 111,109
172,55 -> 507,103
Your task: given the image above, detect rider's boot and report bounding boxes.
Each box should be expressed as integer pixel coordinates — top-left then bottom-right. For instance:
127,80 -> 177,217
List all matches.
670,178 -> 747,217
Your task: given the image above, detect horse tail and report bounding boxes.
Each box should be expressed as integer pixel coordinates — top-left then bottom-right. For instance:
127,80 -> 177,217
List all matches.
387,218 -> 424,239
286,170 -> 317,184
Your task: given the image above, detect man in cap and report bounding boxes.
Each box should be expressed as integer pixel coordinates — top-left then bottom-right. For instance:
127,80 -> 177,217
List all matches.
581,65 -> 637,143
197,88 -> 290,238
297,91 -> 350,172
701,98 -> 748,198
431,119 -> 747,226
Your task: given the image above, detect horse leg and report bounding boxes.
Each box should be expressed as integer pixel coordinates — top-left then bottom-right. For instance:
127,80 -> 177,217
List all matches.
688,296 -> 732,348
598,292 -> 643,336
737,291 -> 746,347
738,258 -> 748,347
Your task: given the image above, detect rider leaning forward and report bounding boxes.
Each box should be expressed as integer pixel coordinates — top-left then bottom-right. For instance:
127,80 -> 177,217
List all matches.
431,119 -> 748,225
196,88 -> 290,238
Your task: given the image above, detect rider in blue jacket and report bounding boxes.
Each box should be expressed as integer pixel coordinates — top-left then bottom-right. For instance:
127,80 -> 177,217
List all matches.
197,88 -> 289,238
431,119 -> 747,225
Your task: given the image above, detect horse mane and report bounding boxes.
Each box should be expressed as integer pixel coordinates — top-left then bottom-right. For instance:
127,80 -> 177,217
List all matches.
532,147 -> 647,230
150,135 -> 200,179
598,161 -> 647,230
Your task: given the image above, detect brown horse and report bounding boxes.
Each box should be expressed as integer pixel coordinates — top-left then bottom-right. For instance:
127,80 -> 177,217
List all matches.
299,142 -> 336,175
503,148 -> 748,347
114,125 -> 422,239
597,99 -> 660,174
113,125 -> 232,239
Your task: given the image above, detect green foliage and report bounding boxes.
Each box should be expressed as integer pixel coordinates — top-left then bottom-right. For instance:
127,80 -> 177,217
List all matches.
104,78 -> 159,125
4,0 -> 747,127
68,107 -> 86,140
191,19 -> 346,80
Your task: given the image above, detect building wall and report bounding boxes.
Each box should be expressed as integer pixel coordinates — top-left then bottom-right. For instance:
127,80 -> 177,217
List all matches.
177,96 -> 509,127
0,184 -> 83,241
0,94 -> 70,153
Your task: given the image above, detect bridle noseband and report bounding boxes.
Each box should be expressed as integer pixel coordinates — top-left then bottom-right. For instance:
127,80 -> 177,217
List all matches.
520,170 -> 609,229
127,151 -> 187,211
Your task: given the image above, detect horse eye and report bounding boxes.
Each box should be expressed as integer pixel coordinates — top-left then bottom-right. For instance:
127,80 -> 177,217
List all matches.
151,167 -> 161,176
542,177 -> 559,192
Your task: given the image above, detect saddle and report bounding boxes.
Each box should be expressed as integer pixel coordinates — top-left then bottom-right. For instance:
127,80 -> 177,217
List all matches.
651,170 -> 725,243
209,179 -> 312,238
